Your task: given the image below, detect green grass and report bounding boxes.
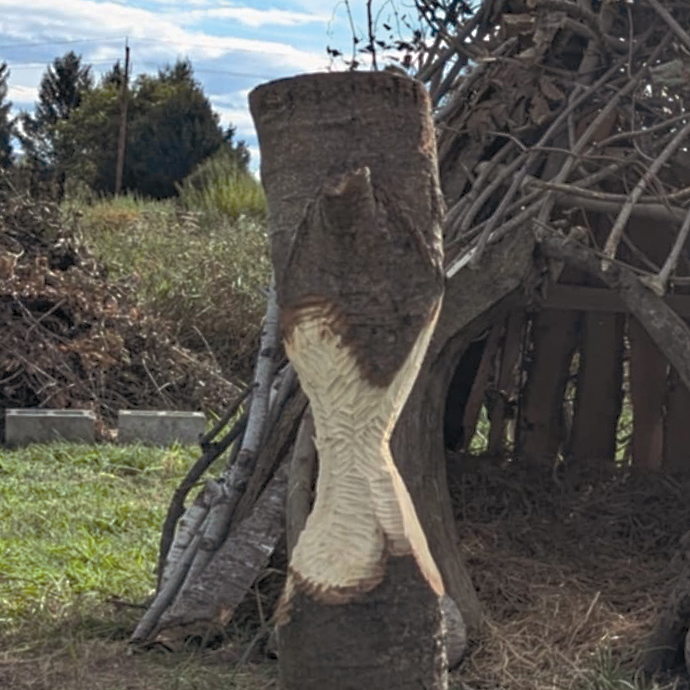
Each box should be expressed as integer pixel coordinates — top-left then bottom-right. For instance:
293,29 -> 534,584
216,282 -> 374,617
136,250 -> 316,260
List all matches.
176,149 -> 266,222
0,443 -> 197,640
0,442 -> 276,690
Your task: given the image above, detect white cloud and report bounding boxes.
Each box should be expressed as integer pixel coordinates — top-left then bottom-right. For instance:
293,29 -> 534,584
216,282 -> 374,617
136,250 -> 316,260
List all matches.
211,101 -> 256,137
6,83 -> 37,104
0,0 -> 328,71
183,7 -> 329,28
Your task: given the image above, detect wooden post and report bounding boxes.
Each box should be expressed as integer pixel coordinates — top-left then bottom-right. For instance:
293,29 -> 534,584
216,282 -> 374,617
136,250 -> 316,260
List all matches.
629,317 -> 667,471
115,41 -> 129,196
664,367 -> 690,473
251,72 -> 448,690
569,312 -> 624,465
487,310 -> 525,455
517,309 -> 580,465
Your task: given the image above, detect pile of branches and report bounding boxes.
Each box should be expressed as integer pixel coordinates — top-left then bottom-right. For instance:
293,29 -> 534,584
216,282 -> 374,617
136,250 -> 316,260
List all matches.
418,0 -> 690,291
0,187 -> 238,440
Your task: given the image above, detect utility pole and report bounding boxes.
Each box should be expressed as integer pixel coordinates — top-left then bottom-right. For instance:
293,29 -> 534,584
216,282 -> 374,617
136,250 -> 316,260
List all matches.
115,40 -> 130,195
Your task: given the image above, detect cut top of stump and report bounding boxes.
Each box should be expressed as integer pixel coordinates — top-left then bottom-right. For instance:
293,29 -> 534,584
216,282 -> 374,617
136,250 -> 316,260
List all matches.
250,71 -> 444,387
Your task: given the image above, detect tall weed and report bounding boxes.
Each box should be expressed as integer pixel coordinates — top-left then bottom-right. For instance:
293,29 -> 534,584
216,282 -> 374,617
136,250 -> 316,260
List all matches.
176,148 -> 266,221
71,195 -> 270,380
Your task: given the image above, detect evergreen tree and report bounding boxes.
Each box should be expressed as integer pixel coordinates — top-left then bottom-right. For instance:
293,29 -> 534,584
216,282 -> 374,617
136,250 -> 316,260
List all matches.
0,63 -> 14,169
61,59 -> 244,198
19,52 -> 93,196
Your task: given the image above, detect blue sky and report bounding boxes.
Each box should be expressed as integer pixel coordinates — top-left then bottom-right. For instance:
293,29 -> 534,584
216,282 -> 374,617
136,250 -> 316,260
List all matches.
0,0 -> 417,167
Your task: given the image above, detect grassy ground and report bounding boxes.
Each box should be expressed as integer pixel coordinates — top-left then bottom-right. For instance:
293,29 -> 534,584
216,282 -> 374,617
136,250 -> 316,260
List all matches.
0,443 -> 276,690
1,443 -> 683,690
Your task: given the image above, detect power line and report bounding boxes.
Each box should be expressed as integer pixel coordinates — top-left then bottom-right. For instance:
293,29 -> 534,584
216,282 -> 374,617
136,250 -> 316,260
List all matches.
0,37 -> 124,50
0,34 -> 321,59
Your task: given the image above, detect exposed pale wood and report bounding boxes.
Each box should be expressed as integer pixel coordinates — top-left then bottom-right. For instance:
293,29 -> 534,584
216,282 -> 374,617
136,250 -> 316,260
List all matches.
664,367 -> 690,473
569,312 -> 623,464
517,310 -> 579,465
252,71 -> 447,690
487,310 -> 525,456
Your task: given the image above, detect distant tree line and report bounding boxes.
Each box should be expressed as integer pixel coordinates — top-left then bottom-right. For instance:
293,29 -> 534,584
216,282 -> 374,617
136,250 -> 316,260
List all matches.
0,52 -> 249,199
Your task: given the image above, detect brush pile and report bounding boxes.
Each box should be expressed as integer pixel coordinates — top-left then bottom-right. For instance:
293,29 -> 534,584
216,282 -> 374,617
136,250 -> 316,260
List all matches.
0,188 -> 238,440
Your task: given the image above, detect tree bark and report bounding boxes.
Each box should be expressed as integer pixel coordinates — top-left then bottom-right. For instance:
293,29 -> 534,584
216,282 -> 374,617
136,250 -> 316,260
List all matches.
251,71 -> 447,689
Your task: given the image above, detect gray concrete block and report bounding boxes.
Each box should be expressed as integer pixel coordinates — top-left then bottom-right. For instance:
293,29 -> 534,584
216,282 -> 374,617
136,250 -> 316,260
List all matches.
5,409 -> 96,446
118,411 -> 206,446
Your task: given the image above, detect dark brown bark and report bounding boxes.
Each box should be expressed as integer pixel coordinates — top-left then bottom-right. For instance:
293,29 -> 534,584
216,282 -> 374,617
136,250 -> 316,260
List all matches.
252,71 -> 447,689
517,309 -> 579,465
251,71 -> 444,387
569,311 -> 624,464
394,223 -> 536,635
278,557 -> 444,690
664,368 -> 690,473
629,317 -> 667,471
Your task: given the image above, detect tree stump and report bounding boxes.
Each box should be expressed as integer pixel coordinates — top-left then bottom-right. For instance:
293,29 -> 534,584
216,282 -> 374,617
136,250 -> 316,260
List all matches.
250,71 -> 448,690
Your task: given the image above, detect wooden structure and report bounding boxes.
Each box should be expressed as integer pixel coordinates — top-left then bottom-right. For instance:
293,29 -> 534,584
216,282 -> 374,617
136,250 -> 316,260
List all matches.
133,0 -> 690,678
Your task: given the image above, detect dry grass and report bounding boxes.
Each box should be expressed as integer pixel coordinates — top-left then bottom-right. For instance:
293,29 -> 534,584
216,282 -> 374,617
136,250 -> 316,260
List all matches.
447,456 -> 689,690
0,636 -> 277,690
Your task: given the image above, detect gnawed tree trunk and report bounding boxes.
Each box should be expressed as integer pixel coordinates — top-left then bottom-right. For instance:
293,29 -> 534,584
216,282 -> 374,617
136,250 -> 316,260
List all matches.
251,71 -> 447,690
393,221 -> 536,634
569,312 -> 624,465
517,309 -> 579,466
629,318 -> 667,471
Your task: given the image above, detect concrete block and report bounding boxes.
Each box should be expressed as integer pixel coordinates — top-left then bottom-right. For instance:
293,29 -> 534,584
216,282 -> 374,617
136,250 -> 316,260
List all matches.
5,409 -> 96,446
118,410 -> 206,446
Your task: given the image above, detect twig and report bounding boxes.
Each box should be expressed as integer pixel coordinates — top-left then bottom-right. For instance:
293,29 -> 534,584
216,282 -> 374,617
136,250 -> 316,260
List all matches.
644,204 -> 690,296
156,409 -> 249,587
646,0 -> 690,54
603,119 -> 690,263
